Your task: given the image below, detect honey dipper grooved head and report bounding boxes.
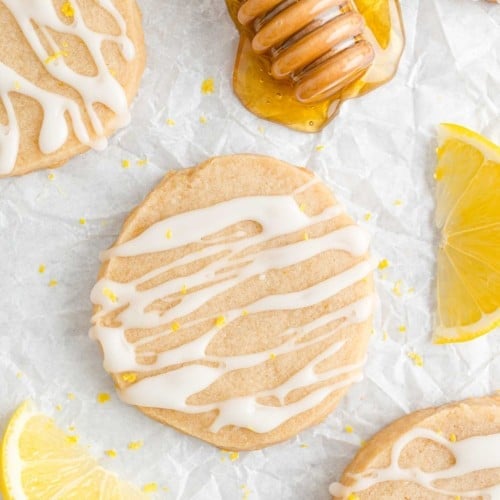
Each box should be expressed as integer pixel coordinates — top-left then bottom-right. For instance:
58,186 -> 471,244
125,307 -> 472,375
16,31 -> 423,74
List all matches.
239,0 -> 375,104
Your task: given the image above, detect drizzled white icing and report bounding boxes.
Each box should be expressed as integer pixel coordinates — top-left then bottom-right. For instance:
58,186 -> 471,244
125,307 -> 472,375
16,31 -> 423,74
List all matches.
90,181 -> 375,433
0,0 -> 135,174
330,427 -> 500,499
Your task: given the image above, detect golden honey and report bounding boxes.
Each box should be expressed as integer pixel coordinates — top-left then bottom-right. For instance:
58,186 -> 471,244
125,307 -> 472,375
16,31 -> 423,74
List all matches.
226,0 -> 405,132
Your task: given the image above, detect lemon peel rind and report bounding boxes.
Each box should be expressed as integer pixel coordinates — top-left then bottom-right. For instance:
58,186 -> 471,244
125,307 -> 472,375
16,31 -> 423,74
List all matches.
1,400 -> 35,500
438,123 -> 500,163
433,311 -> 500,344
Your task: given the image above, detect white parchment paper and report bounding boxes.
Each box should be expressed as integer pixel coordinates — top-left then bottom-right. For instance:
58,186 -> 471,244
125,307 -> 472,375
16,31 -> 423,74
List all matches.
0,0 -> 499,498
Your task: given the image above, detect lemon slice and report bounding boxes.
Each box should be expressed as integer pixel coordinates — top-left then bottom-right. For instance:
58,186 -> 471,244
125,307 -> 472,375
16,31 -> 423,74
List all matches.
434,123 -> 500,343
1,401 -> 146,499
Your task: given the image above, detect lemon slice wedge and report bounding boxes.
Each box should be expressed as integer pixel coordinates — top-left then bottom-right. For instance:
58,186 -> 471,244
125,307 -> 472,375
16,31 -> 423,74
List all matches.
434,123 -> 500,343
1,401 -> 146,499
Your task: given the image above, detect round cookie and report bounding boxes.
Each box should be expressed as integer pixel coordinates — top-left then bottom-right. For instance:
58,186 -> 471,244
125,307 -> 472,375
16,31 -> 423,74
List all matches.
0,0 -> 145,177
90,155 -> 375,450
330,395 -> 500,498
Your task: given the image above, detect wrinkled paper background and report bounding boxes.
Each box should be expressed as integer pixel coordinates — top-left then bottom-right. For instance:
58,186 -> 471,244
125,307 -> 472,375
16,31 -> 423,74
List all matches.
1,0 -> 499,498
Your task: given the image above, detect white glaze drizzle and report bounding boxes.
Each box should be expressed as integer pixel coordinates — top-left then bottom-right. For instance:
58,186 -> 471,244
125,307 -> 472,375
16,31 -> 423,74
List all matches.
0,0 -> 135,174
90,183 -> 374,433
330,427 -> 500,499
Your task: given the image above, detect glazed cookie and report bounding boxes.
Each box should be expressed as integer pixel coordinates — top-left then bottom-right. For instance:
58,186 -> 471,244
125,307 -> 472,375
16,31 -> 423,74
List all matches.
330,395 -> 500,498
90,155 -> 375,450
0,0 -> 145,177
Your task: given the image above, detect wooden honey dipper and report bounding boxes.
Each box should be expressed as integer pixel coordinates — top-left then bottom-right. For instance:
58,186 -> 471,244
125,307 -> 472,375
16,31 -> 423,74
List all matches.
237,0 -> 375,104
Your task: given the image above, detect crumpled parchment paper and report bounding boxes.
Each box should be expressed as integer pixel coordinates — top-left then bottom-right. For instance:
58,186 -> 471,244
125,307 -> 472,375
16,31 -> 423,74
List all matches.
0,0 -> 499,498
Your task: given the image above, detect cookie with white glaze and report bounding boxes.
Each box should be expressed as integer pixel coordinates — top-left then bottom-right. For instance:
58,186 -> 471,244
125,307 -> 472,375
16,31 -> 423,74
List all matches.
0,0 -> 145,177
330,395 -> 500,499
91,155 -> 375,450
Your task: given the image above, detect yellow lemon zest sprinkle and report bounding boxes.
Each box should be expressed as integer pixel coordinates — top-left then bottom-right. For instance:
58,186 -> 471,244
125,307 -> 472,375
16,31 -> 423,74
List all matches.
229,451 -> 239,462
449,433 -> 457,442
392,280 -> 403,296
16,372 -> 23,379
38,264 -> 46,274
121,159 -> 130,169
48,279 -> 58,287
171,321 -> 181,332
347,494 -> 359,500
241,309 -> 248,316
436,429 -> 443,435
393,199 -> 403,206
298,203 -> 307,212
258,126 -> 265,134
61,1 -> 75,17
67,393 -> 75,400
109,68 -> 117,76
199,115 -> 207,124
241,484 -> 252,500
79,218 -> 86,225
97,392 -> 111,404
299,443 -> 308,448
128,440 -> 143,450
382,331 -> 388,341
315,144 -> 325,151
303,232 -> 309,241
66,435 -> 79,444
269,353 -> 276,360
201,78 -> 215,95
215,316 -> 226,327
181,284 -> 188,295
434,167 -> 444,181
142,482 -> 158,493
136,159 -> 148,167
102,287 -> 118,303
407,351 -> 424,367
45,51 -> 68,64
162,486 -> 170,492
122,372 -> 137,383
408,287 -> 415,293
13,81 -> 21,91
454,496 -> 461,500
48,173 -> 56,180
166,118 -> 175,126
55,404 -> 62,411
364,212 -> 372,221
165,229 -> 173,239
360,439 -> 367,447
105,449 -> 117,458
398,325 -> 407,333
378,259 -> 389,270
68,425 -> 76,432
345,424 -> 354,433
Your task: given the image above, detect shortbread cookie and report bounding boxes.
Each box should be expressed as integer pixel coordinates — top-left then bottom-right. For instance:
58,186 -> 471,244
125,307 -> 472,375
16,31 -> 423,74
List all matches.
0,0 -> 145,177
330,395 -> 500,499
90,155 -> 375,450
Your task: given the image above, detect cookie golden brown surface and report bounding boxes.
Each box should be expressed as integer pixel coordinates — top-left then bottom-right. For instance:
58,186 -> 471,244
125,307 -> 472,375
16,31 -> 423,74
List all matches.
0,0 -> 145,177
91,155 -> 374,450
330,395 -> 500,499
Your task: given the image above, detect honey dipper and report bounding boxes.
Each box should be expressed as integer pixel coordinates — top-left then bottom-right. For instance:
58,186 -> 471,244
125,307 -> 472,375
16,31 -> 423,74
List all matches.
226,0 -> 404,131
237,0 -> 375,104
